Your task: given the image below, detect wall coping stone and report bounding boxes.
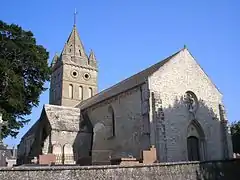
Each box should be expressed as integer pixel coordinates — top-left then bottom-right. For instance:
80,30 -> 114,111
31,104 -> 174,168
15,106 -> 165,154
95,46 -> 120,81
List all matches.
0,159 -> 238,171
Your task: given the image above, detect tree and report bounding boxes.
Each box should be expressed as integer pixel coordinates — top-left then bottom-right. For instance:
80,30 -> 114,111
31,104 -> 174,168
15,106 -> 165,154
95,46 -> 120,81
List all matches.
230,120 -> 240,153
0,20 -> 51,137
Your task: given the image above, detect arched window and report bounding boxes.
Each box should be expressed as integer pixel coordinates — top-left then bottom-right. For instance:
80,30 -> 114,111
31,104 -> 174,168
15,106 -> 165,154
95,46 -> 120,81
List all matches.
79,86 -> 83,100
69,84 -> 73,99
184,91 -> 199,119
88,87 -> 93,98
108,106 -> 115,137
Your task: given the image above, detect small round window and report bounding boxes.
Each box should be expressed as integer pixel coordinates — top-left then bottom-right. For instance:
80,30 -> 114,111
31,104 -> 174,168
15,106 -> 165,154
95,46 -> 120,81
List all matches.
83,73 -> 91,80
73,72 -> 77,76
71,70 -> 78,78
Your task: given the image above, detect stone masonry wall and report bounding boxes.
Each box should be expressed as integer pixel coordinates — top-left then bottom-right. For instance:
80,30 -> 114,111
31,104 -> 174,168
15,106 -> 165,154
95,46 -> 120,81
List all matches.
0,159 -> 239,180
49,65 -> 63,105
61,63 -> 98,107
51,130 -> 77,156
86,84 -> 151,164
148,49 -> 230,162
51,130 -> 77,148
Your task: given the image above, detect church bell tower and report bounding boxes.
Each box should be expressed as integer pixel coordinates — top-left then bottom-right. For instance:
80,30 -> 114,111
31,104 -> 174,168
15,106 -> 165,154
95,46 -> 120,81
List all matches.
49,13 -> 98,107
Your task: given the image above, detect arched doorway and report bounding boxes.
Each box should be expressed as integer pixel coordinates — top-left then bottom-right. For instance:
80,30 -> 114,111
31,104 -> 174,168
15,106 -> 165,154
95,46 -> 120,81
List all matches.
187,120 -> 206,161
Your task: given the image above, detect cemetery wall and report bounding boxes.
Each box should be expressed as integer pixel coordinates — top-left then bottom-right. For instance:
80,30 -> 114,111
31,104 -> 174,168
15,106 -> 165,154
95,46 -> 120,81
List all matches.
0,159 -> 239,180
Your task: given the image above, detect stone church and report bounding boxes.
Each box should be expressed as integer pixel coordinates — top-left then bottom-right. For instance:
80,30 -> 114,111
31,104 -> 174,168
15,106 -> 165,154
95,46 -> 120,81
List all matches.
17,23 -> 233,165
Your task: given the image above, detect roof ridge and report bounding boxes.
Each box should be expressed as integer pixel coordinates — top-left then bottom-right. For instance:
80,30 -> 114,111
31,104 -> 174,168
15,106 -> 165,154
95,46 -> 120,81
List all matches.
78,48 -> 182,109
45,104 -> 80,110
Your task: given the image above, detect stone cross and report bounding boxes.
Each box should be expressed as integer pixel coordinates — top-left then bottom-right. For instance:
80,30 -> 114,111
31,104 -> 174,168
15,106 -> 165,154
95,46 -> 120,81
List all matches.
0,113 -> 8,144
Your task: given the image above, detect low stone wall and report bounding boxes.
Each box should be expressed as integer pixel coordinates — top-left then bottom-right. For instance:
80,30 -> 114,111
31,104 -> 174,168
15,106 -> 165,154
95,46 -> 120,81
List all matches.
0,159 -> 239,180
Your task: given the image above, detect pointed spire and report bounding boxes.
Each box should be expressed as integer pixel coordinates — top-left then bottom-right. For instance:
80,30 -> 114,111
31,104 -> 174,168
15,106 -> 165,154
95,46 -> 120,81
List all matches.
88,49 -> 97,68
61,26 -> 87,58
60,11 -> 87,61
51,53 -> 59,68
89,49 -> 96,62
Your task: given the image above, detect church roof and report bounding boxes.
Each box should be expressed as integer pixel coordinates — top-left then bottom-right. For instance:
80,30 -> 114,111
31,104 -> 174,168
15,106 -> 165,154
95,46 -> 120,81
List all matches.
44,104 -> 80,132
20,118 -> 41,140
78,49 -> 182,110
20,104 -> 81,141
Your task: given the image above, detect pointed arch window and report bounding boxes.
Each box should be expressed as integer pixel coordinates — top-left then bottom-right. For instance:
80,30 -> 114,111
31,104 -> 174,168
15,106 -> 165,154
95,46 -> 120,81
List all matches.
108,106 -> 115,137
69,84 -> 73,99
79,86 -> 83,100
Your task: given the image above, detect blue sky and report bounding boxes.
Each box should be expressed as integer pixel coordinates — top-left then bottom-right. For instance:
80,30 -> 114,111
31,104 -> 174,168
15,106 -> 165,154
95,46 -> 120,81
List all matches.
1,0 -> 239,147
